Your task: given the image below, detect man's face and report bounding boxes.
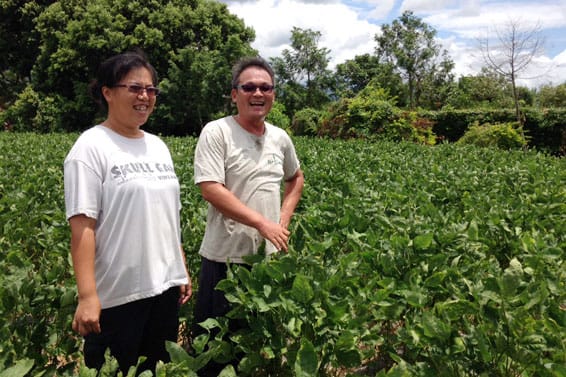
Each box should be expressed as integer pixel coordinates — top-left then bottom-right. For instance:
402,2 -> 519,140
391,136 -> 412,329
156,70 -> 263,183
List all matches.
231,66 -> 275,123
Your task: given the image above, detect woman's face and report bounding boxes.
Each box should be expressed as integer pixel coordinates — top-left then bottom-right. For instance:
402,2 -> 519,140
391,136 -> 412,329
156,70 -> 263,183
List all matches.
103,67 -> 157,131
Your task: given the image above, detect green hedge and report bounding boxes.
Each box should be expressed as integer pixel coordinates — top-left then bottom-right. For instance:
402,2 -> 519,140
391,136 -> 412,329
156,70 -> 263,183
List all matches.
422,108 -> 566,155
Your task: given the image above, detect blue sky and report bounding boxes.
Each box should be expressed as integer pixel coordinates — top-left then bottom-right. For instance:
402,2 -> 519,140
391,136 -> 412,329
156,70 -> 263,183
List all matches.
219,0 -> 566,88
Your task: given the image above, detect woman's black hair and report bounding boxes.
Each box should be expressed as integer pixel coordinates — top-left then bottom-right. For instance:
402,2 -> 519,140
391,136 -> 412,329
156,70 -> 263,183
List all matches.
89,49 -> 158,111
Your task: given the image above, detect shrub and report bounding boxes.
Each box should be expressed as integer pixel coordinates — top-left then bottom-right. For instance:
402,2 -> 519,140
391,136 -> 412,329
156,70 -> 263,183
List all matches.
318,98 -> 351,138
345,84 -> 396,137
266,102 -> 291,133
457,122 -> 527,150
0,85 -> 64,133
291,107 -> 324,136
385,111 -> 437,145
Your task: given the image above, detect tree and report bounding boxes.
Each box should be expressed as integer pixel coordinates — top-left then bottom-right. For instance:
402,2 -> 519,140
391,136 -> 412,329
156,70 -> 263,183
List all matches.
1,0 -> 256,135
270,27 -> 333,117
447,68 -> 514,109
0,0 -> 52,108
374,10 -> 454,109
334,53 -> 405,103
478,18 -> 545,124
537,83 -> 566,108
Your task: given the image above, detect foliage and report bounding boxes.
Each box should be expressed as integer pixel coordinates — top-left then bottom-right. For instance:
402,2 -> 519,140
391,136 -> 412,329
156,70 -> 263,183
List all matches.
345,83 -> 397,137
334,54 -> 405,104
197,138 -> 565,376
424,107 -> 566,155
457,121 -> 527,150
537,83 -> 566,108
0,0 -> 256,135
266,101 -> 291,133
0,84 -> 66,132
0,0 -> 50,107
270,27 -> 334,118
375,10 -> 454,109
445,68 -> 515,109
291,107 -> 325,136
317,82 -> 436,144
1,132 -> 565,376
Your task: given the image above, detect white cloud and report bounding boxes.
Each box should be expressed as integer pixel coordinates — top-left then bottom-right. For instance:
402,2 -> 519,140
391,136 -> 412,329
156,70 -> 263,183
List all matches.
219,0 -> 566,87
226,0 -> 380,69
360,0 -> 397,20
400,0 -> 456,13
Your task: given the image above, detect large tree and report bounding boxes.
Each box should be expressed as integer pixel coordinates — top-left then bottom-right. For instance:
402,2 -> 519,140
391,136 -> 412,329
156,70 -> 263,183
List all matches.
1,0 -> 256,135
334,54 -> 405,104
479,18 -> 545,124
537,83 -> 566,108
0,0 -> 53,109
270,27 -> 333,117
375,10 -> 454,109
446,68 -> 513,109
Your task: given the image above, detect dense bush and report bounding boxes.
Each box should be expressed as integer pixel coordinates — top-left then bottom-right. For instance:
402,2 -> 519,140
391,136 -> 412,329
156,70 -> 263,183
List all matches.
291,107 -> 324,136
424,107 -> 566,155
457,122 -> 527,150
265,101 -> 291,133
0,85 -> 66,133
317,83 -> 437,144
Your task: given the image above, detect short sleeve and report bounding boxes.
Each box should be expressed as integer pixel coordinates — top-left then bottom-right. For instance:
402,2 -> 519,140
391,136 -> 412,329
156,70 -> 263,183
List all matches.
194,123 -> 226,185
64,158 -> 102,220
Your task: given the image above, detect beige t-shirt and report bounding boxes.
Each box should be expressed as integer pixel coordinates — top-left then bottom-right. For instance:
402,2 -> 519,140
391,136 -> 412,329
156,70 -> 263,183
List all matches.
194,116 -> 301,263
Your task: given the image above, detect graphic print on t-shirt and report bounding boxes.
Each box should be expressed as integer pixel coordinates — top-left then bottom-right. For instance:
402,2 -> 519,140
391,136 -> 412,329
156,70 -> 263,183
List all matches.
110,160 -> 177,184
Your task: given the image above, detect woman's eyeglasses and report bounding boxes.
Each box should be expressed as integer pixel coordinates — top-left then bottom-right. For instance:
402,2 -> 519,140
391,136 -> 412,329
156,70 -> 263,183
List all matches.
234,84 -> 274,94
114,84 -> 160,97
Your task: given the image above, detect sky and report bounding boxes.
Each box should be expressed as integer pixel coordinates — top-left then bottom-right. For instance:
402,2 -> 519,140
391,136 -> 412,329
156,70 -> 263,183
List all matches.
217,0 -> 566,88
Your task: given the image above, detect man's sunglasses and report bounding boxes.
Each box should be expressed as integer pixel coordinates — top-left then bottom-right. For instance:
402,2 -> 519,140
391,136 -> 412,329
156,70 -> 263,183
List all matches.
113,84 -> 160,97
234,84 -> 275,93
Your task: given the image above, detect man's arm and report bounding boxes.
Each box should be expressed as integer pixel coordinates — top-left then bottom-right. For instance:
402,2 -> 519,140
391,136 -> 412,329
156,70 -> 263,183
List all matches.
198,181 -> 291,251
280,169 -> 305,229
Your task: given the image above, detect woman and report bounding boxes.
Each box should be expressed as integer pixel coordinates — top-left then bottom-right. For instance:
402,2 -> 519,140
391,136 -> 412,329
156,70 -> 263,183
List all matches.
64,50 -> 191,374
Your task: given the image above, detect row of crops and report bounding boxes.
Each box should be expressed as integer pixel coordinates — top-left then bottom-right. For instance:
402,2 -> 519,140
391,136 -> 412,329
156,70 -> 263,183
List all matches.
0,132 -> 564,376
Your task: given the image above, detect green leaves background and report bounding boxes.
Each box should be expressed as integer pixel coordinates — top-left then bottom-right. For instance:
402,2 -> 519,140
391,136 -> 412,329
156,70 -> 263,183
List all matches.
0,133 -> 564,376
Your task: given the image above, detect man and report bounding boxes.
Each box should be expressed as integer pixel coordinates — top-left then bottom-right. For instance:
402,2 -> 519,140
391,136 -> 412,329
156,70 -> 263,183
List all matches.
192,56 -> 304,374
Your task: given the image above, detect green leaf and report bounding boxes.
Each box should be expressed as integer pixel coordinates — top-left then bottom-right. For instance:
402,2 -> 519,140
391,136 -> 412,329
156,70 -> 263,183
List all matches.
467,220 -> 479,240
500,257 -> 524,297
218,365 -> 237,377
401,289 -> 428,308
166,341 -> 193,364
295,338 -> 319,377
291,274 -> 314,304
421,312 -> 451,341
335,333 -> 361,367
0,359 -> 34,377
413,233 -> 434,250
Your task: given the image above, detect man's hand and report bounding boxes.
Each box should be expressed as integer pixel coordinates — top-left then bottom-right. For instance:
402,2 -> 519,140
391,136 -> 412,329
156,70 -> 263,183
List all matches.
258,220 -> 290,252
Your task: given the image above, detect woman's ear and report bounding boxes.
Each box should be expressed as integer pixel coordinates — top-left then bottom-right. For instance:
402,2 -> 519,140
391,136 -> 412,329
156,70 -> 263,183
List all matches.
101,86 -> 113,103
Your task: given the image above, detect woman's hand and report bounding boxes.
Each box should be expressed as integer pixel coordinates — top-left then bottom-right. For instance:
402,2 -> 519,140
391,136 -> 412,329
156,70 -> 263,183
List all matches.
72,294 -> 101,336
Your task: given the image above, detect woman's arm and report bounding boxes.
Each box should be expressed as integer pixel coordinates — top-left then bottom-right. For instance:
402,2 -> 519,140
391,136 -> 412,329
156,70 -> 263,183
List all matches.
69,214 -> 101,336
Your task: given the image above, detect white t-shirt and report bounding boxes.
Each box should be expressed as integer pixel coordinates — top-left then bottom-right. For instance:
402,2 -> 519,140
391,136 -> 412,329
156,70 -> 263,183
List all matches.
64,125 -> 188,309
194,116 -> 301,263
